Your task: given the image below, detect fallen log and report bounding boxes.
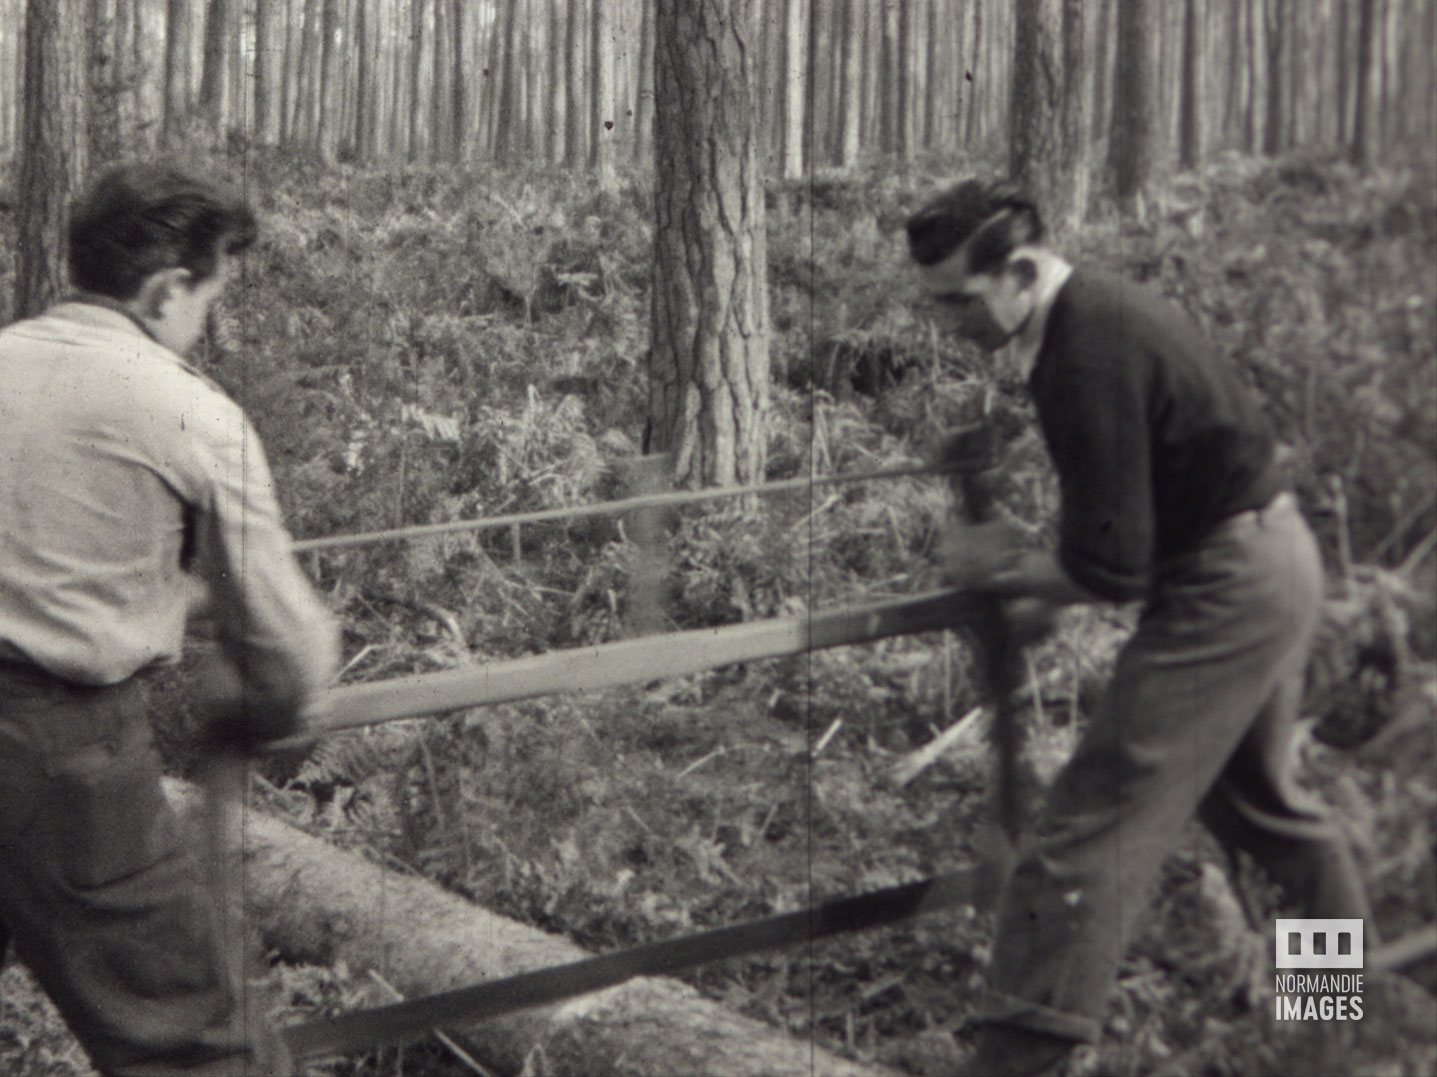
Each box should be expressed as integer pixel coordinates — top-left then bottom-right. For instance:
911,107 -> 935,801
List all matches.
166,783 -> 897,1077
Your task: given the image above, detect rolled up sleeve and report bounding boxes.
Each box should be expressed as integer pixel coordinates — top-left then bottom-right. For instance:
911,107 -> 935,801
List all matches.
189,405 -> 337,716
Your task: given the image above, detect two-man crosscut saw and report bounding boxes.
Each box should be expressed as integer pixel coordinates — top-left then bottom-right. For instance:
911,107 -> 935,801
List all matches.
266,584 -> 1003,1058
274,586 -> 996,747
279,871 -> 1437,1058
282,861 -> 1003,1058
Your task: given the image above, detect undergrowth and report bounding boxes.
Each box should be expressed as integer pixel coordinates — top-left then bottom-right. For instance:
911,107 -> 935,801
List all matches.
0,145 -> 1432,1077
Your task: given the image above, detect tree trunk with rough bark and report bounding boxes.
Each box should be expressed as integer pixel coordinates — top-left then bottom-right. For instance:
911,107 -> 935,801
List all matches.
1010,0 -> 1087,234
87,0 -> 122,164
17,0 -> 86,320
649,0 -> 769,489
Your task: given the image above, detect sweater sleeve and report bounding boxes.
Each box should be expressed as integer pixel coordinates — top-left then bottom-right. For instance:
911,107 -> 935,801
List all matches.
1031,308 -> 1155,603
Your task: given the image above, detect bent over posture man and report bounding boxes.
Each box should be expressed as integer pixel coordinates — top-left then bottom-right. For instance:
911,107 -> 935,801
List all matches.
904,180 -> 1373,1076
0,164 -> 337,1074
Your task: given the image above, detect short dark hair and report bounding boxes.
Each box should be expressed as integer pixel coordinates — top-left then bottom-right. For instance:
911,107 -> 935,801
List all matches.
67,163 -> 258,300
904,179 -> 1045,274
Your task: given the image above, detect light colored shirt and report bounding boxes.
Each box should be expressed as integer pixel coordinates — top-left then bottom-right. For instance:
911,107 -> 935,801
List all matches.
0,301 -> 336,705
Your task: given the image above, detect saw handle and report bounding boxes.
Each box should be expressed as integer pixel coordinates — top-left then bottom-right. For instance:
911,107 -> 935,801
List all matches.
943,424 -> 1025,842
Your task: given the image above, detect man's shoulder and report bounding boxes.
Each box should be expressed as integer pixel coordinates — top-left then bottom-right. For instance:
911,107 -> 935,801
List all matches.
1049,268 -> 1198,354
3,303 -> 246,433
1054,267 -> 1161,319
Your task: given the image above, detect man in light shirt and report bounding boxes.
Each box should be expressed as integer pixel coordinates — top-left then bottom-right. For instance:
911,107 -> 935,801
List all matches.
0,164 -> 336,1074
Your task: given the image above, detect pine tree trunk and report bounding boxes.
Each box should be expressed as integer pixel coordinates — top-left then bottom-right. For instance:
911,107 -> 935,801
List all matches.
0,5 -> 14,158
407,0 -> 424,158
1262,0 -> 1285,154
254,0 -> 274,142
634,0 -> 653,167
895,0 -> 910,158
351,0 -> 368,156
163,0 -> 193,142
450,0 -> 466,161
1108,0 -> 1154,211
315,0 -> 339,160
589,0 -> 615,184
279,0 -> 295,143
199,0 -> 229,130
1222,0 -> 1243,145
115,0 -> 143,149
1350,0 -> 1379,165
1060,0 -> 1089,222
1179,0 -> 1205,168
838,0 -> 862,165
17,0 -> 86,320
965,0 -> 983,146
650,0 -> 770,490
496,0 -> 522,160
779,0 -> 805,177
1010,0 -> 1087,235
1091,0 -> 1112,150
564,0 -> 584,165
431,0 -> 448,160
88,0 -> 122,164
879,0 -> 898,153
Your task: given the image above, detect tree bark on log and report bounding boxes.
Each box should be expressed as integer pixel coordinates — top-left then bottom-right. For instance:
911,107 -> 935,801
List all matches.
164,782 -> 894,1077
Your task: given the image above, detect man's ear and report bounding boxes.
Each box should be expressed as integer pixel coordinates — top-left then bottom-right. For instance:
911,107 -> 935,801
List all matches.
133,268 -> 191,321
1007,256 -> 1039,289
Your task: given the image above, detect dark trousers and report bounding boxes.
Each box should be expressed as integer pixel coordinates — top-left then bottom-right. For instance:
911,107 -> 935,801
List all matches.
980,494 -> 1372,1044
0,663 -> 289,1076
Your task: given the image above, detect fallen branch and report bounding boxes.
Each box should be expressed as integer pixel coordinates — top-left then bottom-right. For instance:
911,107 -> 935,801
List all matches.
886,706 -> 986,788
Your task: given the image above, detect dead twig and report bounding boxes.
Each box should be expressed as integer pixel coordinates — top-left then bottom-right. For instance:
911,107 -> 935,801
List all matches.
811,718 -> 844,760
366,969 -> 495,1076
678,746 -> 729,778
1398,524 -> 1437,579
885,706 -> 986,788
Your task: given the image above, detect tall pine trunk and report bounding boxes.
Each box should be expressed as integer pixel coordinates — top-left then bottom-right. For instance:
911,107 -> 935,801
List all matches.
650,0 -> 770,489
17,0 -> 86,319
163,0 -> 193,142
1179,0 -> 1205,168
1108,0 -> 1154,212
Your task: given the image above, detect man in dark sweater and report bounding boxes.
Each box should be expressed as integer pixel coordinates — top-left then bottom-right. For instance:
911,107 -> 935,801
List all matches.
905,180 -> 1373,1076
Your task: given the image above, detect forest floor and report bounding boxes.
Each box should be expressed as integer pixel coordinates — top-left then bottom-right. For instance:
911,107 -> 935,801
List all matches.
0,147 -> 1433,1077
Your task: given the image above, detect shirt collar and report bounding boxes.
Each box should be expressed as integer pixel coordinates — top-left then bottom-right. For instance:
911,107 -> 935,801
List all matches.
1010,255 -> 1073,380
51,297 -> 206,378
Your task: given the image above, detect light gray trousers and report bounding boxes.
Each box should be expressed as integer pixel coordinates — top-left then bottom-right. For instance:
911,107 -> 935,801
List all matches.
981,494 -> 1372,1043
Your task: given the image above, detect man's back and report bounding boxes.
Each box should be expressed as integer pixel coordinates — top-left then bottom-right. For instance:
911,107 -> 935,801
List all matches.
0,300 -> 330,701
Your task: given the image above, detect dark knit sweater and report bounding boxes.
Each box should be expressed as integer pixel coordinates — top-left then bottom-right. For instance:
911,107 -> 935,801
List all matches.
1028,269 -> 1284,602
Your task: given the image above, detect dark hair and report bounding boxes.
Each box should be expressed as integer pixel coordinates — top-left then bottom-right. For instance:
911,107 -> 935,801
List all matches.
67,163 -> 258,300
904,179 -> 1045,274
